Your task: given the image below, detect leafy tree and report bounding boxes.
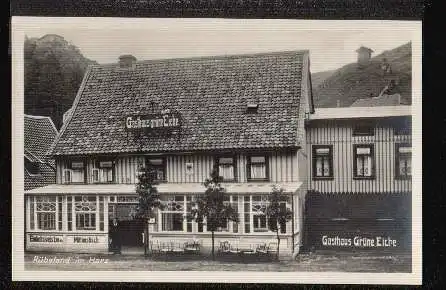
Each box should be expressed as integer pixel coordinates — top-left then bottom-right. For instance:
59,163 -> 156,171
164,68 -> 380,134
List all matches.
135,165 -> 164,256
190,167 -> 239,260
265,186 -> 293,260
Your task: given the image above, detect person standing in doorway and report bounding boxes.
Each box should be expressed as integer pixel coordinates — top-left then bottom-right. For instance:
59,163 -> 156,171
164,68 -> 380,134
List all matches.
110,218 -> 122,254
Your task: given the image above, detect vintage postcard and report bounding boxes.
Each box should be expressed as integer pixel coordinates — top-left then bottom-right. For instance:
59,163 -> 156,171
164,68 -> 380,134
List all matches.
11,17 -> 422,284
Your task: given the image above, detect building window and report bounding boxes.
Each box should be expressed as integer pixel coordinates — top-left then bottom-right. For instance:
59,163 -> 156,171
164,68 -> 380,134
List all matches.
247,156 -> 269,181
160,195 -> 185,232
74,196 -> 97,230
396,144 -> 412,179
146,157 -> 166,182
216,156 -> 236,181
35,196 -> 57,230
92,160 -> 115,183
64,160 -> 85,183
353,144 -> 375,178
353,122 -> 374,136
216,196 -> 239,232
251,195 -> 269,232
312,145 -> 333,179
25,158 -> 40,175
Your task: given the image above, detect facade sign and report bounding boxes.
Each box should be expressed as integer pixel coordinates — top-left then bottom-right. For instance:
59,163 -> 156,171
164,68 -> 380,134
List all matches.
125,109 -> 181,131
29,234 -> 64,243
73,236 -> 100,243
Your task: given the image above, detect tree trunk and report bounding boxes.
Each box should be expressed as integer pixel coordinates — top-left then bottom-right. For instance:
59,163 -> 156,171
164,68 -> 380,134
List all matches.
211,231 -> 215,261
144,220 -> 149,256
276,228 -> 280,261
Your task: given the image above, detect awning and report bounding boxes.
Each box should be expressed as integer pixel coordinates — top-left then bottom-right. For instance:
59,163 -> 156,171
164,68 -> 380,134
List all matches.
24,182 -> 303,195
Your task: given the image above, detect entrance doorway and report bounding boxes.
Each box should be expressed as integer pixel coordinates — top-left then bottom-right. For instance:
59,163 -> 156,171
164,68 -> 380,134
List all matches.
109,204 -> 144,249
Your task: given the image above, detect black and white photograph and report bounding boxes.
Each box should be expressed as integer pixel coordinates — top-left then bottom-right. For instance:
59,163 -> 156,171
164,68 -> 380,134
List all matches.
12,17 -> 421,284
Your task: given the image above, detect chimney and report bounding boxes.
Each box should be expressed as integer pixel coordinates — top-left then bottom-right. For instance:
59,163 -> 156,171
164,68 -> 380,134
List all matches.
118,54 -> 137,68
356,46 -> 374,65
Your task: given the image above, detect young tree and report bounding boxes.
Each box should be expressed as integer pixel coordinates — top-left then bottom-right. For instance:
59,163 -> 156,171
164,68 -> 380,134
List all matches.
190,167 -> 239,260
136,165 -> 164,256
266,186 -> 293,260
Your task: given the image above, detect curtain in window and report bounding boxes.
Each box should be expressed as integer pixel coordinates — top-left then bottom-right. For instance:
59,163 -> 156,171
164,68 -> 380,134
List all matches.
71,169 -> 84,182
250,163 -> 266,179
399,155 -> 411,176
357,155 -> 372,176
219,164 -> 234,180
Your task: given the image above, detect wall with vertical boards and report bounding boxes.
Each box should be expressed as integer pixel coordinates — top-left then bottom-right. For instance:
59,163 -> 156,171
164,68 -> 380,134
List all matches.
305,118 -> 412,193
56,151 -> 301,184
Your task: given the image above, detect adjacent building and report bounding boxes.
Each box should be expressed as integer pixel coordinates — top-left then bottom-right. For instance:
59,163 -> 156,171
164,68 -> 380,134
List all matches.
24,114 -> 58,190
304,106 -> 412,251
24,51 -> 314,255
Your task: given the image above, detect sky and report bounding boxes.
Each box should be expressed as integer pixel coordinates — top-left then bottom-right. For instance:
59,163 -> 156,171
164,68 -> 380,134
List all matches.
20,18 -> 418,73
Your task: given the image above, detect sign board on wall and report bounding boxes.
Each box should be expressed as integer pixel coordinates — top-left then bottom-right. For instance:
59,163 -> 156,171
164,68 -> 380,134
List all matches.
185,162 -> 194,175
125,109 -> 181,131
29,234 -> 64,243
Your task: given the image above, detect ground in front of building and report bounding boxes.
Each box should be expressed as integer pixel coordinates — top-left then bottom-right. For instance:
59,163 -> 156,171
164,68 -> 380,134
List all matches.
25,251 -> 411,272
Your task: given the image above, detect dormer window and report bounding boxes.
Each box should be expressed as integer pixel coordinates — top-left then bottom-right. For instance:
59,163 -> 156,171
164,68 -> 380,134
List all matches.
246,103 -> 258,113
25,158 -> 40,175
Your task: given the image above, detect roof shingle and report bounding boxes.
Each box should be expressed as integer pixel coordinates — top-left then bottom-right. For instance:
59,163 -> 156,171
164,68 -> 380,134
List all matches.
51,51 -> 310,156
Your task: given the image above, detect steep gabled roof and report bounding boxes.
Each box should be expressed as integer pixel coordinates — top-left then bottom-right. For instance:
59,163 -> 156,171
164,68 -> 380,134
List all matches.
24,115 -> 58,190
50,50 -> 311,156
24,114 -> 58,160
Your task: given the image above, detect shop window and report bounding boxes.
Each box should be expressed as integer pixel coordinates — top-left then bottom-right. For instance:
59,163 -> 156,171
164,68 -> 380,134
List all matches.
74,196 -> 97,230
35,196 -> 57,230
353,144 -> 375,179
146,157 -> 166,182
216,156 -> 237,181
312,145 -> 333,179
247,156 -> 269,181
160,195 -> 185,232
215,196 -> 238,232
92,160 -> 115,183
353,122 -> 374,136
396,144 -> 412,179
251,196 -> 269,232
63,160 -> 85,183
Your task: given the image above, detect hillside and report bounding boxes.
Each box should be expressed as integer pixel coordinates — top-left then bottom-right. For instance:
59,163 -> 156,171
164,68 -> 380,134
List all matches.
24,34 -> 97,129
311,70 -> 335,90
313,42 -> 412,108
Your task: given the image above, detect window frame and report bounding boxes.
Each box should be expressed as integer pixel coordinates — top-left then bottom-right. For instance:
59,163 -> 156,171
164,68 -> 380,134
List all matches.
145,156 -> 167,182
353,144 -> 376,179
159,195 -> 187,232
73,196 -> 98,231
246,155 -> 270,182
312,145 -> 334,180
395,143 -> 412,179
215,155 -> 238,182
64,159 -> 87,184
91,159 -> 116,184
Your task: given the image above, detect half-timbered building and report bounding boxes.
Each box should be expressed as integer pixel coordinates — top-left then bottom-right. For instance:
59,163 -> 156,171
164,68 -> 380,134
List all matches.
24,51 -> 314,256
